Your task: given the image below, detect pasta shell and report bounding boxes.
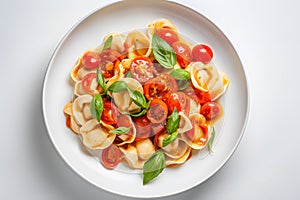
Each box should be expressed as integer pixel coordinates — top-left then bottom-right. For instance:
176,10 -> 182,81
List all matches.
74,78 -> 98,96
178,112 -> 193,134
71,51 -> 97,82
190,62 -> 229,101
80,119 -> 116,149
102,32 -> 127,53
119,144 -> 144,169
72,94 -> 93,126
106,60 -> 125,88
64,102 -> 81,134
125,31 -> 151,58
135,139 -> 156,160
147,18 -> 177,37
115,115 -> 137,146
165,147 -> 191,166
111,78 -> 143,114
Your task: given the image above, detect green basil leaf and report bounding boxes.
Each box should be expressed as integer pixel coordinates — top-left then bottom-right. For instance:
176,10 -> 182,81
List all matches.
170,69 -> 191,81
208,127 -> 216,154
178,79 -> 190,90
128,88 -> 147,108
103,35 -> 113,51
97,69 -> 107,93
90,94 -> 104,122
162,131 -> 178,147
129,109 -> 147,117
166,107 -> 180,134
125,71 -> 133,78
107,81 -> 128,93
152,33 -> 177,69
109,127 -> 130,134
143,150 -> 166,185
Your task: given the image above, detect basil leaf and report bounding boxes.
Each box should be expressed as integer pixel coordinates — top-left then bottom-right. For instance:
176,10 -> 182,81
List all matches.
128,88 -> 147,108
90,94 -> 104,122
208,127 -> 216,154
103,35 -> 113,51
152,33 -> 177,69
143,150 -> 166,185
162,131 -> 178,147
166,107 -> 180,134
129,109 -> 147,117
125,71 -> 133,78
109,127 -> 130,134
178,79 -> 190,90
170,69 -> 191,81
97,69 -> 107,93
107,81 -> 128,93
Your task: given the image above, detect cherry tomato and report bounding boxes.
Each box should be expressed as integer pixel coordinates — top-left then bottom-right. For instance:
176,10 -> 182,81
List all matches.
156,28 -> 179,45
176,92 -> 190,116
163,93 -> 181,114
101,144 -> 123,169
153,62 -> 167,76
147,99 -> 168,123
130,56 -> 154,83
151,122 -> 166,137
172,41 -> 192,68
200,102 -> 220,120
101,99 -> 119,125
116,115 -> 133,135
133,115 -> 151,141
144,81 -> 167,100
99,49 -> 121,78
82,51 -> 101,69
153,74 -> 178,92
81,73 -> 97,92
192,44 -> 213,64
195,89 -> 212,105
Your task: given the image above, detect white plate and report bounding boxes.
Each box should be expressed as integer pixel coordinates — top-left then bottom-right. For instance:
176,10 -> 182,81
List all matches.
42,0 -> 249,198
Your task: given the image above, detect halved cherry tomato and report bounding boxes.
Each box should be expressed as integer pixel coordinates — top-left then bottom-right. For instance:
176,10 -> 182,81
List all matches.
200,102 -> 220,120
156,28 -> 179,45
101,99 -> 119,125
163,93 -> 181,114
153,62 -> 167,76
153,74 -> 178,92
172,41 -> 192,68
81,73 -> 97,92
130,56 -> 154,83
147,99 -> 168,123
82,51 -> 101,69
176,92 -> 190,116
99,49 -> 121,78
144,81 -> 167,100
133,115 -> 151,141
116,115 -> 133,135
192,44 -> 213,64
102,144 -> 123,169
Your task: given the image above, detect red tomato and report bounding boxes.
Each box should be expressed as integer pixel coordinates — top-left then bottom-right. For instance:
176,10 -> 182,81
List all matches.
101,144 -> 123,169
176,92 -> 190,116
153,62 -> 167,76
82,51 -> 101,69
163,93 -> 181,114
200,102 -> 221,120
199,125 -> 209,146
156,28 -> 179,45
154,74 -> 178,92
130,56 -> 154,83
144,81 -> 167,100
172,41 -> 192,68
81,73 -> 97,92
133,115 -> 151,141
192,44 -> 213,64
147,99 -> 168,123
151,122 -> 166,137
99,49 -> 121,78
101,99 -> 119,125
195,89 -> 212,105
116,115 -> 133,135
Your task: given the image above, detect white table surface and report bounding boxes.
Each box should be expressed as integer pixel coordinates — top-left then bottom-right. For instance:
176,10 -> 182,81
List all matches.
1,0 -> 300,199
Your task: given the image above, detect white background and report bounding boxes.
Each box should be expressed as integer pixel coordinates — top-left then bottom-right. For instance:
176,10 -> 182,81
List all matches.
1,0 -> 299,199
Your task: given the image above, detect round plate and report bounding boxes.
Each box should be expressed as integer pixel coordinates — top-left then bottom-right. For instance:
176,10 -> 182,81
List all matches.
42,0 -> 249,198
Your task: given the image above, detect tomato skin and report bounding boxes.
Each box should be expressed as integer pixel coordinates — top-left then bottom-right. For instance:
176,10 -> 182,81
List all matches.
144,81 -> 167,100
200,102 -> 220,120
156,28 -> 179,45
130,57 -> 154,83
151,122 -> 166,137
101,99 -> 119,125
172,41 -> 192,68
82,51 -> 101,69
116,115 -> 133,135
147,99 -> 168,123
176,92 -> 190,116
163,93 -> 181,114
102,144 -> 123,169
81,73 -> 97,92
192,44 -> 213,64
133,115 -> 151,141
99,49 -> 121,78
154,74 -> 178,92
195,89 -> 212,105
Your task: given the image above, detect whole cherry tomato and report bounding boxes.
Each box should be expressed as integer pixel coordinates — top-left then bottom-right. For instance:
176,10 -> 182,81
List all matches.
82,51 -> 101,69
101,144 -> 123,169
130,56 -> 154,83
172,41 -> 192,68
200,102 -> 221,120
192,44 -> 213,64
156,28 -> 179,45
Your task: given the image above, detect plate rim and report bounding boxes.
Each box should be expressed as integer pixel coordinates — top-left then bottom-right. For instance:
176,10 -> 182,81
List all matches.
42,0 -> 251,198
